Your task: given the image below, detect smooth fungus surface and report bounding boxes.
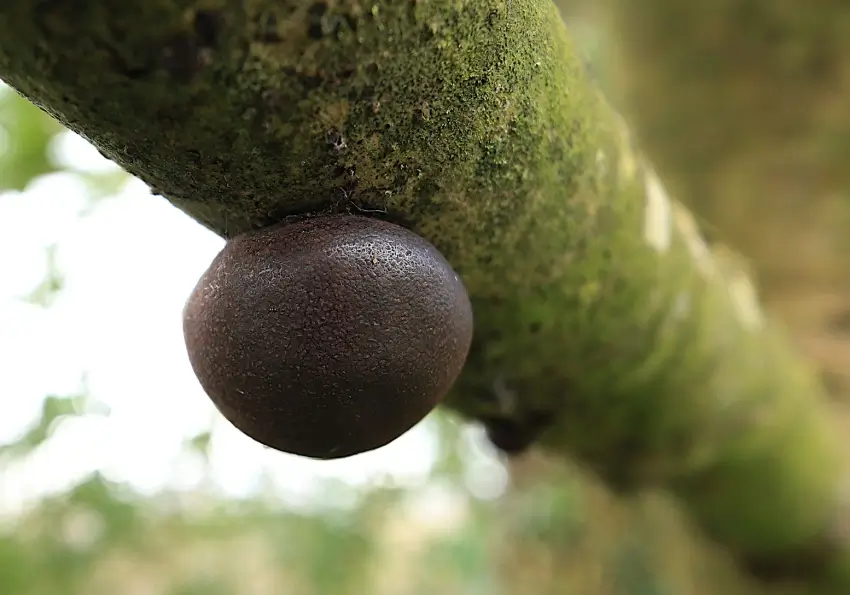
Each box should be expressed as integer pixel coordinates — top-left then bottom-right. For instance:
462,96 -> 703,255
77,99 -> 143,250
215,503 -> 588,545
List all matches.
183,214 -> 473,459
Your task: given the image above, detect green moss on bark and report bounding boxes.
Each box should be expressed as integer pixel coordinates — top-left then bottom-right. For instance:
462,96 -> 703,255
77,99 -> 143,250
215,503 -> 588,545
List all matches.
2,0 -> 850,589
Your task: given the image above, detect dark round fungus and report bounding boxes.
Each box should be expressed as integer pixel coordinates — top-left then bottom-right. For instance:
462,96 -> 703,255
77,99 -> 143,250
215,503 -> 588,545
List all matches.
183,214 -> 474,459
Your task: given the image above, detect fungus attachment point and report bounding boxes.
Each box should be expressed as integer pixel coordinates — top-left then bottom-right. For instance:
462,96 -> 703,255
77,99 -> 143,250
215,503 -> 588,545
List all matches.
183,214 -> 473,459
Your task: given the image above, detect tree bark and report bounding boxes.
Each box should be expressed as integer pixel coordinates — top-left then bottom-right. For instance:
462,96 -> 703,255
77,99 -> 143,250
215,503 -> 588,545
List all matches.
2,0 -> 848,589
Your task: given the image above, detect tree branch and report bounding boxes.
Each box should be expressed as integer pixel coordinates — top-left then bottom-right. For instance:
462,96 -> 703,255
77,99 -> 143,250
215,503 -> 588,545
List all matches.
596,1 -> 850,290
2,0 -> 848,588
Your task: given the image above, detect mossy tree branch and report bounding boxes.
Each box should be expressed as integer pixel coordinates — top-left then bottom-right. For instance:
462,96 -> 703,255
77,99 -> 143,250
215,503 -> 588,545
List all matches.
594,0 -> 850,411
1,0 -> 848,589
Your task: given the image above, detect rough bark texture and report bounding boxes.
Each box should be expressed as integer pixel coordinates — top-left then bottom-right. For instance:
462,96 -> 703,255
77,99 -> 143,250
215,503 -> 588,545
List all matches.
2,0 -> 849,589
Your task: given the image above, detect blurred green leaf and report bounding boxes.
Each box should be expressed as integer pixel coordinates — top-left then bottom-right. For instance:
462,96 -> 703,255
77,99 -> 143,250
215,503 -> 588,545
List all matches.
270,511 -> 376,595
64,474 -> 144,547
514,481 -> 585,548
612,535 -> 672,595
22,244 -> 64,308
185,431 -> 212,461
0,88 -> 63,190
0,395 -> 79,457
169,579 -> 235,595
78,170 -> 131,206
0,535 -> 36,595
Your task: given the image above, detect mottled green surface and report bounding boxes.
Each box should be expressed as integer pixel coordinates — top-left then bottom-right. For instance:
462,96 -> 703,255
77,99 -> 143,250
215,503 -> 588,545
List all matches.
597,0 -> 850,292
599,0 -> 850,200
2,0 -> 849,589
593,2 -> 850,586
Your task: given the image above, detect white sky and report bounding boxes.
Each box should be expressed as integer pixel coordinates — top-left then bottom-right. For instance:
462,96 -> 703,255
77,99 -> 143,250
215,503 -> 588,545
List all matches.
0,120 -> 507,516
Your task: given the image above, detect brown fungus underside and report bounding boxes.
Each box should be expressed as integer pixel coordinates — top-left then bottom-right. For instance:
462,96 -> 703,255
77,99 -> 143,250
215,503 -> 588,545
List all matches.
183,214 -> 474,459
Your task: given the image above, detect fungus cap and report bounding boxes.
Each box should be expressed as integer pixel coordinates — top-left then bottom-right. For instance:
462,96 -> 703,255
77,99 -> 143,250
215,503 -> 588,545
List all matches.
183,214 -> 473,459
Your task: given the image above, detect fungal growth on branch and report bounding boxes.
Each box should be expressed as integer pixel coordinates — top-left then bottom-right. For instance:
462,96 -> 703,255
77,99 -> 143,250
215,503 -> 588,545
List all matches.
182,214 -> 474,459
